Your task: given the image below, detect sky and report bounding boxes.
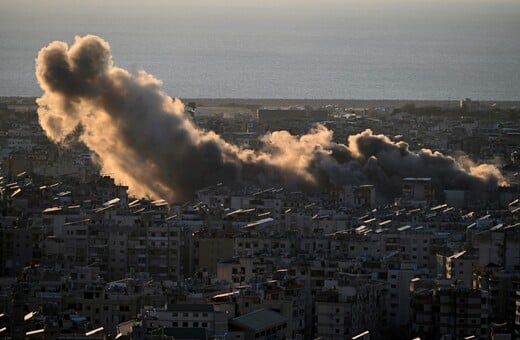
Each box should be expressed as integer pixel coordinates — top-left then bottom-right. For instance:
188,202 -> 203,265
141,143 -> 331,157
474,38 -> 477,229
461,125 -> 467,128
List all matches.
1,0 -> 519,99
3,0 -> 519,31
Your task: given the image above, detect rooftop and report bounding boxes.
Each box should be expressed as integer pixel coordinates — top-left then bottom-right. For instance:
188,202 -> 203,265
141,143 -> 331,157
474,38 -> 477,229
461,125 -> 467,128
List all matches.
231,309 -> 287,331
163,327 -> 207,339
166,304 -> 214,313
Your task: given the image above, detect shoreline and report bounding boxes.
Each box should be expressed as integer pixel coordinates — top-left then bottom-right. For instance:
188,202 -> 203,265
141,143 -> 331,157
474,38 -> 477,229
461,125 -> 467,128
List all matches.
183,98 -> 520,109
2,96 -> 519,109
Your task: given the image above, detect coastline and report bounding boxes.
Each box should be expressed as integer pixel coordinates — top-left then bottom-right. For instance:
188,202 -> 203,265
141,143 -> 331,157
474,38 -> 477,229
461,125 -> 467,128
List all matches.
2,96 -> 520,109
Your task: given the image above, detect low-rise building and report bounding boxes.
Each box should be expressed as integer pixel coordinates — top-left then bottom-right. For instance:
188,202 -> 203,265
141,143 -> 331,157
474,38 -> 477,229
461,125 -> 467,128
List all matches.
230,308 -> 288,340
141,303 -> 228,339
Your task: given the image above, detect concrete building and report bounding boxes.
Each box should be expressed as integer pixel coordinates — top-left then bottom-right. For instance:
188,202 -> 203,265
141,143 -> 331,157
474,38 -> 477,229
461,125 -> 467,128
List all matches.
315,275 -> 383,340
410,278 -> 490,339
385,264 -> 418,329
142,303 -> 228,339
230,308 -> 288,340
250,280 -> 306,339
400,177 -> 434,207
343,185 -> 376,209
7,138 -> 33,151
477,271 -> 520,334
446,250 -> 478,288
41,207 -> 183,281
516,286 -> 520,338
0,226 -> 34,276
194,236 -> 235,275
217,257 -> 268,288
474,224 -> 520,270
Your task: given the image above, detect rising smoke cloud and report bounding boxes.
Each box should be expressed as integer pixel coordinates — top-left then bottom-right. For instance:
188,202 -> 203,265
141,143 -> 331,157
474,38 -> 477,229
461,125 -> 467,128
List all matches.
35,35 -> 506,202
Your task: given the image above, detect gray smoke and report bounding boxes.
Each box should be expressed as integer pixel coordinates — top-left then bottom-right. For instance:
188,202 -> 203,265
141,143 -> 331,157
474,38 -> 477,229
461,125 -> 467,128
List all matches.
35,35 -> 506,202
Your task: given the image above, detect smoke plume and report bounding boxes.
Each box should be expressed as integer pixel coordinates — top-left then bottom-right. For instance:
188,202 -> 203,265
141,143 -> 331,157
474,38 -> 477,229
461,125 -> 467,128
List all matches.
35,35 -> 506,202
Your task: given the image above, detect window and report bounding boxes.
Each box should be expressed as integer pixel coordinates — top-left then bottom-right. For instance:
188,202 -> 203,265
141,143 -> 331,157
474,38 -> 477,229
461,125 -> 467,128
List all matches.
182,322 -> 188,327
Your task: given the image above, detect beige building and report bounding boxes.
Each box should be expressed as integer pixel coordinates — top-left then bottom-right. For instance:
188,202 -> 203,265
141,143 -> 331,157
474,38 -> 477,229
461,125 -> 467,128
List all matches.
194,236 -> 235,275
217,257 -> 268,288
445,250 -> 478,288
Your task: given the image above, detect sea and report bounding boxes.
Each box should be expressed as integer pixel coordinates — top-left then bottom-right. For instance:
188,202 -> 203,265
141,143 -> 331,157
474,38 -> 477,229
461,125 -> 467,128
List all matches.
1,1 -> 519,100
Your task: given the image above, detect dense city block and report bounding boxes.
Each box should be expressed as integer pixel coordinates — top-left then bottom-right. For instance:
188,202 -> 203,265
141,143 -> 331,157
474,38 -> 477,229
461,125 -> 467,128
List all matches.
0,98 -> 520,339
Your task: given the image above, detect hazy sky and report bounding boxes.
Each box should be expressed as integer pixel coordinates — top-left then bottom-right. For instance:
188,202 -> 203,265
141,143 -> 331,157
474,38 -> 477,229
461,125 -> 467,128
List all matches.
3,0 -> 518,58
3,0 -> 520,24
1,0 -> 519,99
